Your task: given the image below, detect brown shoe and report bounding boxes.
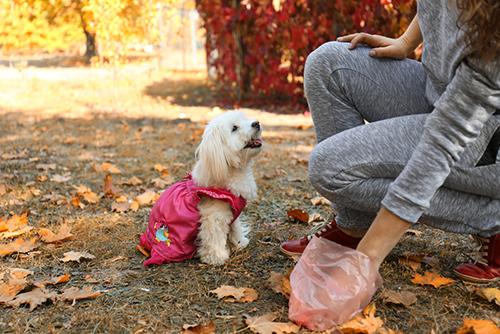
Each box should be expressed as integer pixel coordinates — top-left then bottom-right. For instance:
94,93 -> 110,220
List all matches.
454,234 -> 499,283
280,220 -> 362,257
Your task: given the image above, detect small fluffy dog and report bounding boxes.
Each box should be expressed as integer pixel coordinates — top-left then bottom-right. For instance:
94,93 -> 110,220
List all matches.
138,111 -> 262,266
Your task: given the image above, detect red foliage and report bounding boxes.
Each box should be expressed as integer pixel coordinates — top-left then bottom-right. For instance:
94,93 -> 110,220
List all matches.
196,0 -> 415,107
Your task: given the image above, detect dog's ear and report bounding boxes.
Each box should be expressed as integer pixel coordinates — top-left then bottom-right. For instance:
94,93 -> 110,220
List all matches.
194,125 -> 230,186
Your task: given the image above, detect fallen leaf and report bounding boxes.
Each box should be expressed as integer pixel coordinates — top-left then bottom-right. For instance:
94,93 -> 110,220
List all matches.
51,174 -> 72,183
122,176 -> 143,186
0,184 -> 6,196
103,174 -> 121,198
308,212 -> 323,224
411,271 -> 454,288
245,313 -> 300,334
0,213 -> 29,233
456,318 -> 500,334
74,185 -> 99,204
7,287 -> 56,311
340,303 -> 384,334
71,196 -> 85,209
151,177 -> 170,188
95,162 -> 121,174
182,321 -> 216,334
310,196 -> 330,206
130,200 -> 140,212
380,289 -> 417,307
0,277 -> 29,303
154,163 -> 168,173
268,271 -> 291,298
136,244 -> 150,257
398,255 -> 422,271
210,285 -> 258,303
405,229 -> 423,237
60,251 -> 95,263
38,223 -> 73,243
0,238 -> 37,257
34,274 -> 71,288
111,201 -> 130,213
475,287 -> 500,306
57,286 -> 102,302
0,213 -> 33,240
135,190 -> 158,206
286,209 -> 309,224
7,268 -> 33,279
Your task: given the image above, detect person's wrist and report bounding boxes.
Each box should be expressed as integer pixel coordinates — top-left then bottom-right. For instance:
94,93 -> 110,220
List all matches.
396,35 -> 413,58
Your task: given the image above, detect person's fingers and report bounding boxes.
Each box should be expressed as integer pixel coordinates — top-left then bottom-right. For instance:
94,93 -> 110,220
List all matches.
348,33 -> 381,49
337,33 -> 358,42
369,45 -> 405,59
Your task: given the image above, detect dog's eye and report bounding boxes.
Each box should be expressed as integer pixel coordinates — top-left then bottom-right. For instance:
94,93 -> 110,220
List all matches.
232,125 -> 239,132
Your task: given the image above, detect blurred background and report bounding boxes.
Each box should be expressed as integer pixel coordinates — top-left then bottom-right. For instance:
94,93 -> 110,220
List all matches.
0,0 -> 416,112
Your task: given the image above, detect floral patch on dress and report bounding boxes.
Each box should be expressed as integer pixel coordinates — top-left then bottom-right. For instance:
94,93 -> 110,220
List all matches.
154,223 -> 171,247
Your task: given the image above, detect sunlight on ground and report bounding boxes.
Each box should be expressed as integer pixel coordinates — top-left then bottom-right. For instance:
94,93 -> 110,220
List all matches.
0,63 -> 312,129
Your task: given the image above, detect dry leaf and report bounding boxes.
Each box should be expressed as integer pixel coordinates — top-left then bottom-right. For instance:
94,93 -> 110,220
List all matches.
135,190 -> 158,206
475,287 -> 500,306
38,223 -> 73,243
398,255 -> 422,271
287,209 -> 309,224
136,244 -> 150,257
51,174 -> 72,183
0,184 -> 6,196
380,289 -> 417,307
103,174 -> 121,198
0,213 -> 33,240
0,238 -> 37,257
61,251 -> 95,263
405,229 -> 423,237
34,274 -> 71,288
74,185 -> 99,204
154,163 -> 168,173
7,288 -> 56,311
411,271 -> 454,288
71,196 -> 85,209
456,318 -> 500,334
182,321 -> 216,334
95,162 -> 121,174
308,212 -> 323,224
7,268 -> 33,280
245,313 -> 300,334
310,196 -> 330,206
210,285 -> 258,303
130,200 -> 140,212
122,176 -> 143,186
151,177 -> 170,188
268,271 -> 291,298
0,276 -> 29,303
340,303 -> 384,334
58,286 -> 102,302
111,201 -> 130,213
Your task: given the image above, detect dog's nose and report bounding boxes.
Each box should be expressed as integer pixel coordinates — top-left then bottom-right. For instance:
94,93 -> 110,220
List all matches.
251,121 -> 260,130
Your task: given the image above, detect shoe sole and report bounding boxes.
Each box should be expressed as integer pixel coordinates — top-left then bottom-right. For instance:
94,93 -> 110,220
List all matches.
454,269 -> 500,283
279,245 -> 303,258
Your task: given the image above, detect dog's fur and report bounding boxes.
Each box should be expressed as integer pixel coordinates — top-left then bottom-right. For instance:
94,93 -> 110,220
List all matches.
192,111 -> 262,265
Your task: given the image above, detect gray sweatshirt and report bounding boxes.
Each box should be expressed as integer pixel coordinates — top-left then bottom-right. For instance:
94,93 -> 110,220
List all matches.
381,0 -> 500,223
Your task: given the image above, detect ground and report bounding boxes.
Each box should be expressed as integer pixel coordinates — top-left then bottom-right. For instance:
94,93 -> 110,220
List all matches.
0,62 -> 497,334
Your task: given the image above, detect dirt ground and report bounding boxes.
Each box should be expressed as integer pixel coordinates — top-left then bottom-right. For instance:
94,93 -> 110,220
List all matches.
0,62 -> 498,334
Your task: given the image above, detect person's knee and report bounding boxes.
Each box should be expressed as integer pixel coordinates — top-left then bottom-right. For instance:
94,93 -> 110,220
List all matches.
305,42 -> 348,85
309,138 -> 359,194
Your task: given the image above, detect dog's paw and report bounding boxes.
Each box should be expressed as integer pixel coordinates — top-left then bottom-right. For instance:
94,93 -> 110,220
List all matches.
233,236 -> 249,250
199,249 -> 230,266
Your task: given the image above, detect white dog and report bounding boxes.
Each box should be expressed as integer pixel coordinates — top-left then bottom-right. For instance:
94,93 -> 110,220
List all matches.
192,111 -> 262,265
139,111 -> 262,266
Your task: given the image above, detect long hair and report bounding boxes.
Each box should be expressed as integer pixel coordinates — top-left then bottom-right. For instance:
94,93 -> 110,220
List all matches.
456,0 -> 500,61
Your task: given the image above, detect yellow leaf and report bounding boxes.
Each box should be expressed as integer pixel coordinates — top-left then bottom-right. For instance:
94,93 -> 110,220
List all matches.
182,321 -> 216,334
411,271 -> 454,288
340,304 -> 384,334
210,285 -> 258,303
245,313 -> 300,334
456,318 -> 500,334
38,223 -> 73,243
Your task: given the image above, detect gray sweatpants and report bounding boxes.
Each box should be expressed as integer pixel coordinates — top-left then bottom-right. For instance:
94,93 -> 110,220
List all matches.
305,42 -> 500,237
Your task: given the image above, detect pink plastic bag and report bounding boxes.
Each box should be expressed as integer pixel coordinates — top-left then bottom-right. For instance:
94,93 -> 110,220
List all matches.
288,237 -> 382,331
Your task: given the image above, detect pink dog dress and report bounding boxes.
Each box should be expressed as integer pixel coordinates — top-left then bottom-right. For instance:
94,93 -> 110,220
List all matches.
139,174 -> 247,266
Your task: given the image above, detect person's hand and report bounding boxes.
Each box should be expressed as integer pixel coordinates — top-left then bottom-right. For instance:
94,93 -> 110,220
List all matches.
337,33 -> 413,59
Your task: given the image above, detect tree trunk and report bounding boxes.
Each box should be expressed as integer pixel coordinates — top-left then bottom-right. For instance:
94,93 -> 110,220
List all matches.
83,29 -> 98,62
